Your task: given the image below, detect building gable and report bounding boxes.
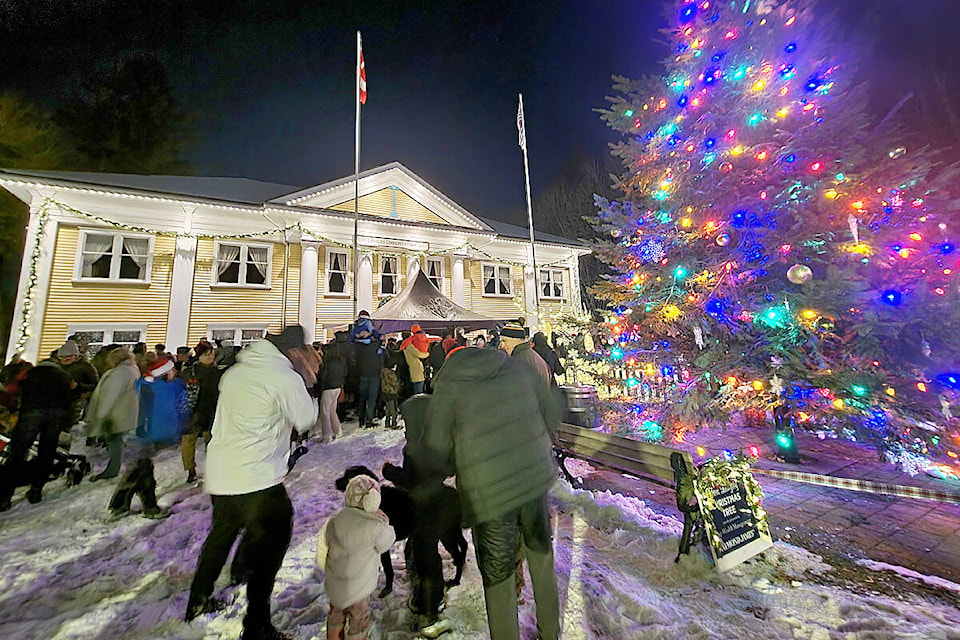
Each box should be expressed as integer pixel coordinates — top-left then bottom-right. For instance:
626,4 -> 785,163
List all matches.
278,162 -> 491,231
327,186 -> 449,225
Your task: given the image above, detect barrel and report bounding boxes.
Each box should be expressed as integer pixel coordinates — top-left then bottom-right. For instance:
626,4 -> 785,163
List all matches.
560,385 -> 600,429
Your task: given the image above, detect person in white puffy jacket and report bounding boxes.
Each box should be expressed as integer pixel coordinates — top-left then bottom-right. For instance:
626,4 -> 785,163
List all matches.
186,326 -> 319,640
317,474 -> 395,640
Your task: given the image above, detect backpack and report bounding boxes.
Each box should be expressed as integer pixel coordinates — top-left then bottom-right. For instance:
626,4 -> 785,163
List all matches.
381,368 -> 401,396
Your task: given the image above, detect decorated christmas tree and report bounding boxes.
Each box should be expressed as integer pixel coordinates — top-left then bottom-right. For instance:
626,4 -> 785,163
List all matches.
590,0 -> 960,470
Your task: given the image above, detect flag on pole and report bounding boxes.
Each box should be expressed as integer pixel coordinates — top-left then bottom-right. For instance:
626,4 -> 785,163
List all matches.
358,44 -> 367,105
517,96 -> 526,151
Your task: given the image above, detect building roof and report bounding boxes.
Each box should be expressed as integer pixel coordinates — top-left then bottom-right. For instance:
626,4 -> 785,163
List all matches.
0,169 -> 300,205
0,166 -> 587,247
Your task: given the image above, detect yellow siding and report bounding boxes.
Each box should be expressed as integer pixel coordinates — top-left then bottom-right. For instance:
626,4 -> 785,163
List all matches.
330,188 -> 448,225
317,246 -> 354,337
187,239 -> 297,344
465,259 -> 525,319
40,226 -> 174,356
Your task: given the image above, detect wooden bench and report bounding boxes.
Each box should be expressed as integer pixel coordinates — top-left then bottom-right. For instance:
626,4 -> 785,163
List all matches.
553,422 -> 703,561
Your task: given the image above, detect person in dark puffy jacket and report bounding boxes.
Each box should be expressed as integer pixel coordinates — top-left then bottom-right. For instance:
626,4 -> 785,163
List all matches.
319,348 -> 347,442
354,337 -> 383,429
420,346 -> 562,640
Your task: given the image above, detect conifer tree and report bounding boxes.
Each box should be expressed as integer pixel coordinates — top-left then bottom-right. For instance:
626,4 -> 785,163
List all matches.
591,0 -> 960,467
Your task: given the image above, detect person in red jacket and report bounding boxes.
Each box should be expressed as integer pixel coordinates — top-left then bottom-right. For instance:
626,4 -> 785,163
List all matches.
400,325 -> 432,394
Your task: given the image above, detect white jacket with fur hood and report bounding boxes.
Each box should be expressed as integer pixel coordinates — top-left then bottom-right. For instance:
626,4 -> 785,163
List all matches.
205,339 -> 317,496
317,476 -> 396,609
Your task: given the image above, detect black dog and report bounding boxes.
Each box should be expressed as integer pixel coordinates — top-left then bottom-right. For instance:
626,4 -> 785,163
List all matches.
334,465 -> 468,600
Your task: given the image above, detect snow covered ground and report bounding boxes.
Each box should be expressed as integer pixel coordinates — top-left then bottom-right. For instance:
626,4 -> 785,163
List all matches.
1,426 -> 959,640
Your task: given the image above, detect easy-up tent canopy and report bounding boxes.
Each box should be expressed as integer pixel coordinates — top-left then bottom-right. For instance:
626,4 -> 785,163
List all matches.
370,270 -> 502,333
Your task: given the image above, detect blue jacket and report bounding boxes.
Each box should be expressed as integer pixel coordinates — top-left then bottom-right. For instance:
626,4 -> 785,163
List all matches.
135,376 -> 189,444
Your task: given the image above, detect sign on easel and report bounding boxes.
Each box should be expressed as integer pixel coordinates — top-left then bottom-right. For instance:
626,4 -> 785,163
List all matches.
694,459 -> 773,572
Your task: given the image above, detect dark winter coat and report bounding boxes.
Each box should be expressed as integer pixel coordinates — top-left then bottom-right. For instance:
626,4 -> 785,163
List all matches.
421,347 -> 561,526
532,333 -> 565,378
183,362 -> 222,433
321,355 -> 348,391
354,339 -> 383,379
64,359 -> 99,396
20,361 -> 74,413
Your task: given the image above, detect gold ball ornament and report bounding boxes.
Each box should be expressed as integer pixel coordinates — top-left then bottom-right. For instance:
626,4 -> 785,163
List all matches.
786,264 -> 813,284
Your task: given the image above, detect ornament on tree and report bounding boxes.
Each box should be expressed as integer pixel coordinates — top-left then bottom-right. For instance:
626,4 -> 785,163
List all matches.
770,374 -> 784,396
716,233 -> 731,246
786,264 -> 813,284
921,340 -> 931,358
816,317 -> 835,333
888,146 -> 907,159
847,214 -> 859,243
693,326 -> 705,349
940,394 -> 953,420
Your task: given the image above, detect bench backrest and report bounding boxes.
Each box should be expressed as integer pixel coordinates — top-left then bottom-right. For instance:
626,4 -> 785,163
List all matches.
554,422 -> 695,488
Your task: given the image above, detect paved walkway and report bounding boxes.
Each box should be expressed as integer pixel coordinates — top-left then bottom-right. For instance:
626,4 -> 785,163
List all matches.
579,425 -> 960,583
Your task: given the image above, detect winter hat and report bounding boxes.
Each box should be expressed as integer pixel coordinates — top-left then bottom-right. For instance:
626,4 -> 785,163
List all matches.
149,356 -> 175,378
500,321 -> 526,339
265,325 -> 307,353
411,324 -> 423,334
344,474 -> 381,513
58,340 -> 80,358
358,310 -> 371,319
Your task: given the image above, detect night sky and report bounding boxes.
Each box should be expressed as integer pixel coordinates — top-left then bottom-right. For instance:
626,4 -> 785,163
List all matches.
1,0 -> 956,225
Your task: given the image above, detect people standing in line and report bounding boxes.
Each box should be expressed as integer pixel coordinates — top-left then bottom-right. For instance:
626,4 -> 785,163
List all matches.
531,332 -> 565,386
316,474 -> 395,640
401,324 -> 431,395
421,346 -> 562,640
108,355 -> 189,518
354,333 -> 383,429
380,362 -> 402,429
186,325 -> 317,640
179,344 -> 222,484
87,346 -> 140,482
0,344 -> 77,510
318,346 -> 347,442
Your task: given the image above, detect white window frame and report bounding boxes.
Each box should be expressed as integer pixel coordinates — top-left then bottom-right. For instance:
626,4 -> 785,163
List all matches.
379,254 -> 401,297
74,229 -> 154,284
539,268 -> 566,300
425,257 -> 444,291
66,323 -> 148,355
211,241 -> 272,289
325,249 -> 350,297
206,324 -> 269,349
481,262 -> 513,297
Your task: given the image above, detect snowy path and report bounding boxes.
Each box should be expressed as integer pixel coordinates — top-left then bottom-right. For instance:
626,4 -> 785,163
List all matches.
1,427 -> 959,639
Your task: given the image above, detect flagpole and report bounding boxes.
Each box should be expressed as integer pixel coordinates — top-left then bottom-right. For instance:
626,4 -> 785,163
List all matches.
518,93 -> 539,316
352,31 -> 362,318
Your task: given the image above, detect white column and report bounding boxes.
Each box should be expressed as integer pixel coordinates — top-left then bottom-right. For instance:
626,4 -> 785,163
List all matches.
298,242 -> 319,342
358,252 -> 374,314
451,256 -> 465,306
569,254 -> 584,314
406,256 -> 421,282
524,265 -> 540,331
7,205 -> 58,363
164,236 -> 198,348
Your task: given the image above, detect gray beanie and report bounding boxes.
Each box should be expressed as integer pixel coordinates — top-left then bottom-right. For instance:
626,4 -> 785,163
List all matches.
58,340 -> 80,358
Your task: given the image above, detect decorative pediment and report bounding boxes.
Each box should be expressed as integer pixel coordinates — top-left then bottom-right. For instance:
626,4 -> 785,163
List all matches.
275,162 -> 491,231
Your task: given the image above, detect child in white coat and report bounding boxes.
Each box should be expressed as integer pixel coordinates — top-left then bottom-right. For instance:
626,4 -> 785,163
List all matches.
317,474 -> 395,640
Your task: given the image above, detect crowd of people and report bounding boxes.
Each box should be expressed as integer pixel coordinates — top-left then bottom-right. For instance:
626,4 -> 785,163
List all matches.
0,313 -> 569,640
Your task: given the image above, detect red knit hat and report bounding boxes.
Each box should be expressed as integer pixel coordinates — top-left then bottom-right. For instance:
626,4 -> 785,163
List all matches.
411,324 -> 423,333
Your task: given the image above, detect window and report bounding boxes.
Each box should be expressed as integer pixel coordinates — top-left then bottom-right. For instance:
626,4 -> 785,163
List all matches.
77,230 -> 152,282
380,255 -> 400,296
213,242 -> 270,287
539,268 -> 566,299
327,250 -> 348,295
482,263 -> 512,296
66,324 -> 147,355
425,257 -> 444,291
208,326 -> 268,349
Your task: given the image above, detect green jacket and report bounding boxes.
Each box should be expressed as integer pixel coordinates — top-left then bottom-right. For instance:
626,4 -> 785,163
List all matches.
421,347 -> 561,526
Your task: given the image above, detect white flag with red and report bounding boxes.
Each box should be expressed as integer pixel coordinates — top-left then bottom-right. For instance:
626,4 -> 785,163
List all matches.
358,45 -> 367,105
517,96 -> 526,151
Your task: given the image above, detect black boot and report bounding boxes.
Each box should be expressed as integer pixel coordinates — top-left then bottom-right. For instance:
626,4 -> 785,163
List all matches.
134,458 -> 168,519
109,465 -> 142,516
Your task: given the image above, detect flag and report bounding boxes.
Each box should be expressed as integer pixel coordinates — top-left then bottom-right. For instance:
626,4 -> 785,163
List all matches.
358,46 -> 367,105
517,96 -> 526,151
